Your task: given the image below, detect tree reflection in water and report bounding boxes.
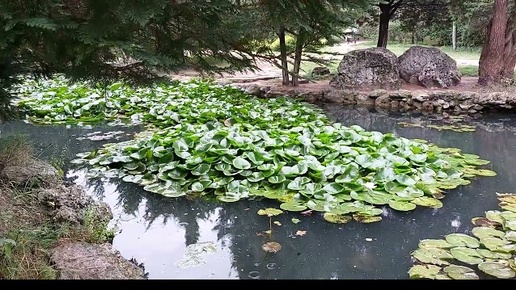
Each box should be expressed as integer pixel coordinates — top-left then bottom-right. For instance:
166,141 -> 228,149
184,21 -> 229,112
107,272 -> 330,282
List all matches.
3,109 -> 516,278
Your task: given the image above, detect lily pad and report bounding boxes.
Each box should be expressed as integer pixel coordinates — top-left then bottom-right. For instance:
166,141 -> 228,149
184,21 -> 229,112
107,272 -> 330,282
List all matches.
471,217 -> 501,228
279,202 -> 308,212
442,265 -> 479,280
480,237 -> 510,251
471,227 -> 505,239
388,200 -> 417,211
411,248 -> 453,265
445,233 -> 480,248
478,261 -> 516,279
504,231 -> 516,242
411,197 -> 443,209
323,213 -> 352,224
408,264 -> 442,279
257,208 -> 284,217
449,247 -> 484,265
352,214 -> 382,223
418,239 -> 454,249
476,249 -> 512,259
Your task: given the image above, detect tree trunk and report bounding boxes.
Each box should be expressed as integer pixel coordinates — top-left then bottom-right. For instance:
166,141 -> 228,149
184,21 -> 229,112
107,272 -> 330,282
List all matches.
278,25 -> 290,86
377,9 -> 390,48
291,27 -> 307,86
478,0 -> 508,86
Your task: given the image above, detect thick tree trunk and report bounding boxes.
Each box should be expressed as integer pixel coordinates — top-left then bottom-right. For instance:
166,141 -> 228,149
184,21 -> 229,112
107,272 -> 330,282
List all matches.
291,27 -> 307,87
278,25 -> 290,86
376,1 -> 402,48
478,0 -> 509,86
503,54 -> 516,78
377,10 -> 390,48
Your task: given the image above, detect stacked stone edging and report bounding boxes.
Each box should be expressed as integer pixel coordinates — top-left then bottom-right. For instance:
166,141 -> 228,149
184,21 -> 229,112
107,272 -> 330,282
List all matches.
233,83 -> 516,115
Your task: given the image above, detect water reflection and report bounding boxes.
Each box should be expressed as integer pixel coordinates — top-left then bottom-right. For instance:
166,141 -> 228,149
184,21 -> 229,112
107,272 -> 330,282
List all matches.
2,106 -> 516,279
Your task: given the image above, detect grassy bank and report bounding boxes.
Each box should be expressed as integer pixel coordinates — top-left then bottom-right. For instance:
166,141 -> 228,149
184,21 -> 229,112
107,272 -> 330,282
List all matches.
0,136 -> 114,279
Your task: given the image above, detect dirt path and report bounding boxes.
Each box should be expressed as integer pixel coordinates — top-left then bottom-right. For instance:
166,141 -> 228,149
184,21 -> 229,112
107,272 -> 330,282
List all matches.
173,40 -> 479,82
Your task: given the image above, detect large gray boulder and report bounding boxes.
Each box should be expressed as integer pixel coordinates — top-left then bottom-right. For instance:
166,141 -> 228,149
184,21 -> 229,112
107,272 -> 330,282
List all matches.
398,46 -> 461,88
330,47 -> 402,90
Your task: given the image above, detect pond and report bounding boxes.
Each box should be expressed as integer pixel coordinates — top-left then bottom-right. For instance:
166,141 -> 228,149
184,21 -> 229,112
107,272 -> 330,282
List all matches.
1,106 -> 515,279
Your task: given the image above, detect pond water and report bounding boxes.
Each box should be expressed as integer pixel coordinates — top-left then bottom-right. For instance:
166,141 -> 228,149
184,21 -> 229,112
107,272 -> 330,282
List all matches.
1,106 -> 515,279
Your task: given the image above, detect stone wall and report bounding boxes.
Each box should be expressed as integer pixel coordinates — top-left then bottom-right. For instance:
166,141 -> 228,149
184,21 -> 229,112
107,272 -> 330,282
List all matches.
234,83 -> 516,116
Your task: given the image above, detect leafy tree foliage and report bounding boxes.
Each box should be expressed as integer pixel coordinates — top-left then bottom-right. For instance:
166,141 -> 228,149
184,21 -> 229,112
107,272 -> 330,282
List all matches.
233,0 -> 375,86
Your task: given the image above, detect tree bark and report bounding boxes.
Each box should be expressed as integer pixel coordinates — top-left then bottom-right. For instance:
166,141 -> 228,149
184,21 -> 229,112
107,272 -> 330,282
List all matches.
376,8 -> 390,48
376,0 -> 402,48
278,25 -> 290,86
478,0 -> 508,86
291,27 -> 307,86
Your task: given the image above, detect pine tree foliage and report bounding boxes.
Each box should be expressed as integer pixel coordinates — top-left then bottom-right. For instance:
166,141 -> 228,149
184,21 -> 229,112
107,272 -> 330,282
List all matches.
0,0 -> 261,120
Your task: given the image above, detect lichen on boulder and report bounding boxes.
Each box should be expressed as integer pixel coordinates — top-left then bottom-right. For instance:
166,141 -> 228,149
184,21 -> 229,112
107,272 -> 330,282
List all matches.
329,47 -> 402,91
398,46 -> 461,88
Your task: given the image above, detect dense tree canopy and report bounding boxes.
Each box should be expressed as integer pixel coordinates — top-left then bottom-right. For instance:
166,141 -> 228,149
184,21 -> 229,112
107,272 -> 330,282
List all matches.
0,0 -> 261,119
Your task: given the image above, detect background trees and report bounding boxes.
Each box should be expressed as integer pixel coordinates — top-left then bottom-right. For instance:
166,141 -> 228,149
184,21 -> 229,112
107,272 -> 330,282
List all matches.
1,0 -> 516,121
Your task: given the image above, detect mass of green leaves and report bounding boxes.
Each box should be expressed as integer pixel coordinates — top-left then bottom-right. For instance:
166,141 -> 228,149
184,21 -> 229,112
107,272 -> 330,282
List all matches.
409,193 -> 516,280
13,75 -> 496,223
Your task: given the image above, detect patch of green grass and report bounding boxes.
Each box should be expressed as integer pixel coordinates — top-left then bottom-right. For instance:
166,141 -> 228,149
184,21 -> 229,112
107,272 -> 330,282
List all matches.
459,65 -> 479,77
0,135 -> 34,173
79,207 -> 116,244
0,186 -> 60,279
353,40 -> 480,61
299,59 -> 340,80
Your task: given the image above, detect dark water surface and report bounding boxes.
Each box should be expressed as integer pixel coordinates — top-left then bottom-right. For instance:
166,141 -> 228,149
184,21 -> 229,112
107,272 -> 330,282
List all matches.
1,106 -> 515,279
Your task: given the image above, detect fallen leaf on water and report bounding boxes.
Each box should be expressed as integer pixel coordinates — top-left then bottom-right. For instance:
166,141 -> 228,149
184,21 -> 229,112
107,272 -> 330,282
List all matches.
256,231 -> 271,237
291,218 -> 301,224
300,210 -> 313,216
295,230 -> 306,236
262,242 -> 282,253
273,221 -> 282,226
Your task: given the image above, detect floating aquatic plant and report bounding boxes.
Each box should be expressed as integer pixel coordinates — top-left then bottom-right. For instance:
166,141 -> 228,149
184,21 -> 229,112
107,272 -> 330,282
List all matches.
13,75 -> 496,224
408,193 -> 516,280
398,122 -> 476,133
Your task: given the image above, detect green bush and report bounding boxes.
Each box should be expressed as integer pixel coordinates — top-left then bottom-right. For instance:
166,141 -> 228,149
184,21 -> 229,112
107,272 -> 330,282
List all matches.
269,34 -> 297,52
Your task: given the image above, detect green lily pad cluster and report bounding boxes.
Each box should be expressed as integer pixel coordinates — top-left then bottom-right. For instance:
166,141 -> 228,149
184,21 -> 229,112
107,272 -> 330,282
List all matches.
409,193 -> 516,280
13,75 -> 325,129
13,75 -> 496,223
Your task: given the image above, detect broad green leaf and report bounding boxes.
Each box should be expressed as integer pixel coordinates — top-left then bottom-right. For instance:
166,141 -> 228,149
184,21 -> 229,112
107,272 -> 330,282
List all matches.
445,234 -> 480,248
323,213 -> 352,224
408,265 -> 442,279
478,262 -> 516,279
232,157 -> 251,170
418,239 -> 454,249
411,248 -> 453,265
449,247 -> 484,265
268,175 -> 286,184
388,200 -> 417,211
279,202 -> 308,212
257,208 -> 283,217
476,249 -> 512,259
411,197 -> 443,209
471,227 -> 505,239
443,265 -> 479,280
191,164 -> 211,176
